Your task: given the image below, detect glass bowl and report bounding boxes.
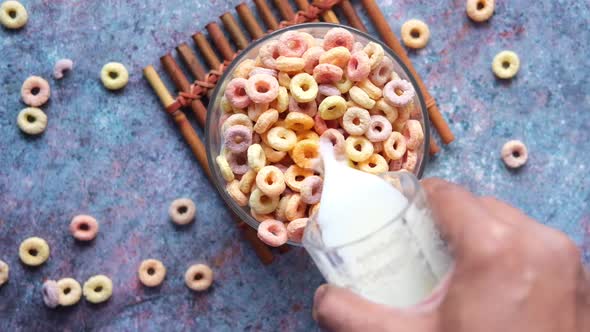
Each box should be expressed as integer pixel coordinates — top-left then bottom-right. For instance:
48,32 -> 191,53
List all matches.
206,23 -> 430,240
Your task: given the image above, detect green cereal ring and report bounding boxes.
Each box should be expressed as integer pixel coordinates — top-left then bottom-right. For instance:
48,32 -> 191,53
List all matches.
492,50 -> 520,79
100,62 -> 129,90
0,1 -> 28,29
56,278 -> 82,306
0,260 -> 9,287
17,107 -> 47,135
83,275 -> 113,303
18,237 -> 50,266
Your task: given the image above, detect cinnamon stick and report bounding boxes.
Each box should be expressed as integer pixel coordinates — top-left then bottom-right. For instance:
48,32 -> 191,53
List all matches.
160,54 -> 207,127
252,0 -> 278,31
429,138 -> 440,155
193,32 -> 222,69
206,22 -> 234,62
360,0 -> 454,145
339,0 -> 367,32
238,2 -> 266,38
273,0 -> 295,21
220,12 -> 249,50
176,43 -> 206,80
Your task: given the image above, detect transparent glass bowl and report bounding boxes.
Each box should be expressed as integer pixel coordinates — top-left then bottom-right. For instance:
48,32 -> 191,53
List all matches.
206,23 -> 430,237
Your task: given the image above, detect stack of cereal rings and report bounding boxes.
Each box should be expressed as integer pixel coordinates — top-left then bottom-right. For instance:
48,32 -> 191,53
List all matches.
216,27 -> 425,244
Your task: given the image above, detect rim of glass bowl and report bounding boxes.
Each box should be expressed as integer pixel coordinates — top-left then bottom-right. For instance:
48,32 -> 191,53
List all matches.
206,23 -> 430,241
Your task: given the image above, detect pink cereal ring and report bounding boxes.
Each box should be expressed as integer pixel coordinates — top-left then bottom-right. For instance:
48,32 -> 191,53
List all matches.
323,27 -> 354,51
249,67 -> 278,78
313,64 -> 343,84
257,219 -> 288,247
313,113 -> 328,135
300,175 -> 323,204
224,124 -> 253,153
403,119 -> 424,150
70,215 -> 99,241
286,218 -> 309,242
346,51 -> 371,82
384,79 -> 415,107
21,76 -> 51,107
302,46 -> 325,74
260,40 -> 281,69
318,84 -> 341,97
320,129 -> 346,155
370,56 -> 394,87
288,97 -> 318,117
224,78 -> 251,109
366,115 -> 393,142
501,140 -> 528,168
226,151 -> 250,175
53,59 -> 74,79
245,74 -> 279,104
278,31 -> 309,57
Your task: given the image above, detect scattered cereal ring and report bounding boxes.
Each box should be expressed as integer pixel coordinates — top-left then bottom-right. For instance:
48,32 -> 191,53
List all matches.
226,151 -> 249,175
53,59 -> 74,79
253,109 -> 278,134
335,75 -> 353,94
290,73 -> 318,103
319,46 -> 351,69
215,155 -> 235,182
366,115 -> 393,142
227,180 -> 248,206
358,153 -> 389,174
245,74 -> 279,104
224,125 -> 252,153
17,107 -> 47,135
318,95 -> 347,120
302,46 -> 325,74
284,165 -> 313,192
278,31 -> 309,57
259,40 -> 280,69
323,27 -> 354,51
83,275 -> 113,304
466,0 -> 495,22
291,139 -> 319,169
256,165 -> 286,197
169,198 -> 196,225
42,280 -> 61,308
285,112 -> 314,132
403,119 -> 424,150
383,79 -> 415,107
222,113 -> 253,133
0,1 -> 27,29
224,78 -> 251,109
349,86 -> 376,109
271,86 -> 289,113
288,97 -> 318,117
347,51 -> 371,82
0,260 -> 8,287
69,214 -> 99,241
313,63 -> 343,84
492,50 -> 520,79
285,194 -> 307,221
370,56 -> 394,87
100,62 -> 129,90
257,219 -> 288,247
138,259 -> 167,287
249,66 -> 278,78
21,76 -> 50,107
300,176 -> 323,204
318,84 -> 341,97
342,107 -> 371,136
261,143 -> 287,163
363,42 -> 385,70
249,188 -> 279,214
247,143 -> 266,172
384,132 -> 407,160
401,19 -> 430,49
286,218 -> 308,242
239,169 -> 257,195
345,136 -> 374,162
371,98 -> 398,123
19,237 -> 50,266
234,59 -> 256,78
501,140 -> 528,168
320,129 -> 346,155
57,278 -> 82,306
184,264 -> 213,291
267,126 -> 297,152
276,56 -> 306,72
403,149 -> 418,172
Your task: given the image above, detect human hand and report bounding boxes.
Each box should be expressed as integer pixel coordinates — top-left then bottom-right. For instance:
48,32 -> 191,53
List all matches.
312,178 -> 590,332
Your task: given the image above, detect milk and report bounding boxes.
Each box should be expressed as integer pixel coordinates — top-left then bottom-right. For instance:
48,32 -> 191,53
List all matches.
302,139 -> 453,307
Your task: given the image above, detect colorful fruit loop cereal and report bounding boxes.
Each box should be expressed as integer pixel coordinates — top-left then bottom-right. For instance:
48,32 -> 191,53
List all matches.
501,140 -> 528,168
83,275 -> 113,303
401,19 -> 430,49
21,76 -> 50,107
42,280 -> 61,308
57,278 -> 82,306
100,62 -> 129,90
492,50 -> 520,79
169,198 -> 196,225
0,260 -> 8,287
216,28 -> 423,241
0,1 -> 27,29
466,0 -> 495,22
184,264 -> 213,291
53,59 -> 74,79
17,107 -> 47,135
19,237 -> 50,266
138,259 -> 167,287
70,214 -> 99,241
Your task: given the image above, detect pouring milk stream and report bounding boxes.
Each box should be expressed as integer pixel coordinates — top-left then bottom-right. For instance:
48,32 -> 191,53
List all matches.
302,138 -> 453,307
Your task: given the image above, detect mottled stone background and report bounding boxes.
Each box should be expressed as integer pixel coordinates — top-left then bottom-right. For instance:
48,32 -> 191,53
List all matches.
0,0 -> 589,331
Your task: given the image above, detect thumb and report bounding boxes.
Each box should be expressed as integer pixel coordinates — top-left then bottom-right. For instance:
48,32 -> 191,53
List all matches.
313,285 -> 437,332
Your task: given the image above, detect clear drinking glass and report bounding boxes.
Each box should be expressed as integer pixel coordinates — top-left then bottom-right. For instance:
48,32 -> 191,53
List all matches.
302,171 -> 453,308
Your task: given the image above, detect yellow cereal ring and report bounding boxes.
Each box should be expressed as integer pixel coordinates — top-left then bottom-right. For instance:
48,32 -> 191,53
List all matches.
318,95 -> 347,120
345,136 -> 374,162
233,59 -> 256,78
100,62 -> 129,90
284,165 -> 314,192
291,139 -> 319,169
278,71 -> 292,88
358,153 -> 389,174
363,42 -> 384,70
290,73 -> 318,103
270,86 -> 289,113
226,180 -> 248,206
220,96 -> 233,113
83,275 -> 113,304
0,260 -> 8,287
466,0 -> 495,22
215,155 -> 235,182
0,1 -> 28,29
17,107 -> 47,135
275,56 -> 306,72
492,50 -> 520,79
249,188 -> 279,214
19,237 -> 50,266
357,79 -> 382,100
319,46 -> 351,69
371,99 -> 398,123
349,86 -> 376,109
384,132 -> 407,160
285,112 -> 314,132
222,113 -> 253,133
253,109 -> 279,134
239,169 -> 257,194
285,194 -> 307,221
256,165 -> 286,197
57,278 -> 82,306
335,75 -> 353,94
297,130 -> 320,142
247,143 -> 266,172
267,126 -> 297,152
275,194 -> 292,222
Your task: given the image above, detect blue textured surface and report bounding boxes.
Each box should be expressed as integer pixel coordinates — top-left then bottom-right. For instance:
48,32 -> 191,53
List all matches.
1,0 -> 589,330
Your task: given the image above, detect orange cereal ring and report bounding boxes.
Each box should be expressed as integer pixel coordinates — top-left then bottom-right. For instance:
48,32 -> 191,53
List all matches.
239,169 -> 256,194
257,219 -> 288,247
226,180 -> 248,206
291,139 -> 319,169
253,109 -> 279,134
286,218 -> 309,242
284,165 -> 313,192
302,46 -> 325,74
323,27 -> 354,51
69,215 -> 99,241
403,119 -> 424,150
285,112 -> 314,132
261,143 -> 287,163
342,107 -> 371,136
256,166 -> 286,197
138,259 -> 167,287
319,46 -> 351,69
274,194 -> 292,222
249,188 -> 279,214
371,99 -> 398,123
401,19 -> 430,49
358,153 -> 389,174
403,150 -> 418,172
267,126 -> 297,152
275,56 -> 306,73
297,130 -> 319,142
184,264 -> 213,291
349,86 -> 376,109
384,132 -> 407,160
290,73 -> 318,103
363,42 -> 385,70
345,136 -> 374,162
313,63 -> 343,84
285,194 -> 307,221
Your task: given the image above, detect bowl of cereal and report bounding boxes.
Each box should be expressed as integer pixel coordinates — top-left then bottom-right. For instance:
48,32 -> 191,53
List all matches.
206,23 -> 429,245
